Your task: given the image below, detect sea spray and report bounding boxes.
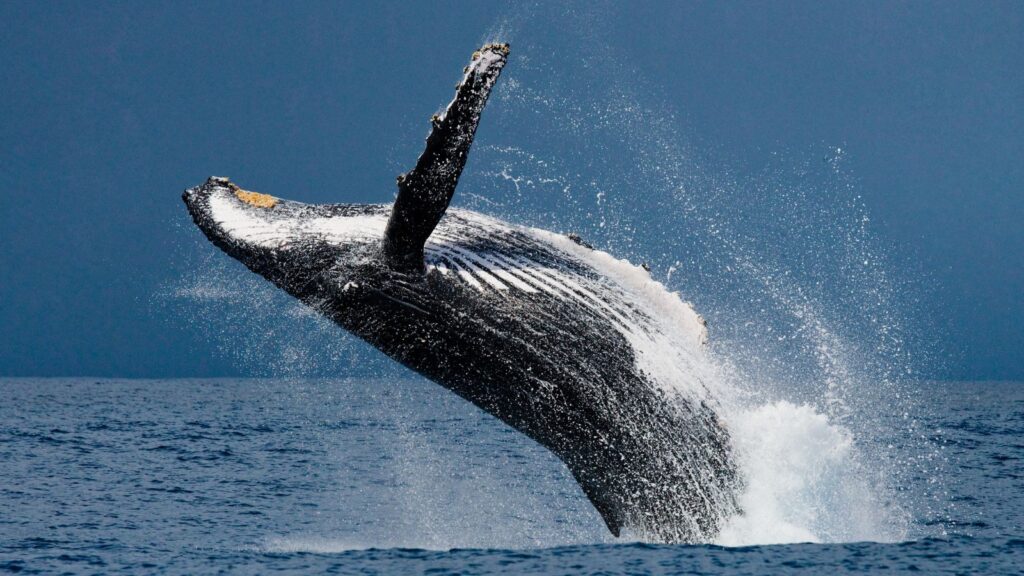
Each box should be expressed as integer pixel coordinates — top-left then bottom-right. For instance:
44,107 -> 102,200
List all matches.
163,249 -> 387,378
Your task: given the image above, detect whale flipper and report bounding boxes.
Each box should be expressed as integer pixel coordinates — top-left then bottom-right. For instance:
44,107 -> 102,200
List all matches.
382,43 -> 510,272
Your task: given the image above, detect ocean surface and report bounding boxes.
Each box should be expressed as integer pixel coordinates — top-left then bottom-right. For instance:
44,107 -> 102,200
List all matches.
1,377 -> 1021,574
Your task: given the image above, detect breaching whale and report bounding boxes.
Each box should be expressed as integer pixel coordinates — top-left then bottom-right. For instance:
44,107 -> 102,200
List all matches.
183,44 -> 738,542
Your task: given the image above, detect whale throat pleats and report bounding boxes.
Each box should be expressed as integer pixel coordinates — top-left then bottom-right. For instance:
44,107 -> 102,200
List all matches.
382,43 -> 510,273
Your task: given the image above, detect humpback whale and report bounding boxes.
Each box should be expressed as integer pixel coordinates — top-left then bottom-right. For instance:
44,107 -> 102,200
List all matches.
183,44 -> 738,542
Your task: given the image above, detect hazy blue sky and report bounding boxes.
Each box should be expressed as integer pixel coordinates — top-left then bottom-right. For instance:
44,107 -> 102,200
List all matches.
1,1 -> 1020,380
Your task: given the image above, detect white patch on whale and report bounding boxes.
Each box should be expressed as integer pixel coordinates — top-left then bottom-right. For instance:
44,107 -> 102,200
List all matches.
209,193 -> 294,248
208,193 -> 390,249
308,214 -> 390,243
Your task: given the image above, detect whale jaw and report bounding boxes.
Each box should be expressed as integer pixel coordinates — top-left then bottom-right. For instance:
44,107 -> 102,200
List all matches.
182,177 -> 387,304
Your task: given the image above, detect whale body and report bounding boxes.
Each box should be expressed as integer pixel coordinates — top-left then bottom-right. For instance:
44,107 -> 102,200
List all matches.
183,44 -> 738,542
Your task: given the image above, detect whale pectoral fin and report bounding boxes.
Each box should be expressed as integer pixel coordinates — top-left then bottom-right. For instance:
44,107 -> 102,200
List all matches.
382,43 -> 510,272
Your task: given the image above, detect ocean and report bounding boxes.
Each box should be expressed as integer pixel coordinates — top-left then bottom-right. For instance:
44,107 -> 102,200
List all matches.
1,377 -> 1020,574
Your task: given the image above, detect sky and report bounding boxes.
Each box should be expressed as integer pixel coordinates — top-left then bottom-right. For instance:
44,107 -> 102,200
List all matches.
1,1 -> 1021,380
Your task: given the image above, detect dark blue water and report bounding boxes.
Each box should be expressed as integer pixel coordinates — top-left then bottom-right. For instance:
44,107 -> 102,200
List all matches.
1,378 -> 1021,574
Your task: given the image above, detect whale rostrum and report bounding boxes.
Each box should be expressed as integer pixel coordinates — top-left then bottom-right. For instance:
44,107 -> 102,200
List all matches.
183,43 -> 739,543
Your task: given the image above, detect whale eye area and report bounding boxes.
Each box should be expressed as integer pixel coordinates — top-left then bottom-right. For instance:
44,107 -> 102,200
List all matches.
231,186 -> 278,209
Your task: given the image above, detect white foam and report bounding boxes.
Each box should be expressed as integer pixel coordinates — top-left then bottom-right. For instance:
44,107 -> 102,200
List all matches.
263,536 -> 445,553
716,401 -> 901,546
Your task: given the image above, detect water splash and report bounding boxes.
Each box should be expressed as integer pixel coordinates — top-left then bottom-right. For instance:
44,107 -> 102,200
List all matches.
717,402 -> 899,545
462,4 -> 940,544
159,249 -> 390,378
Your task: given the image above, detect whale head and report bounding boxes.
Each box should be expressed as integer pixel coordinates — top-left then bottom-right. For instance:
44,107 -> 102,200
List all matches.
183,177 -> 389,300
